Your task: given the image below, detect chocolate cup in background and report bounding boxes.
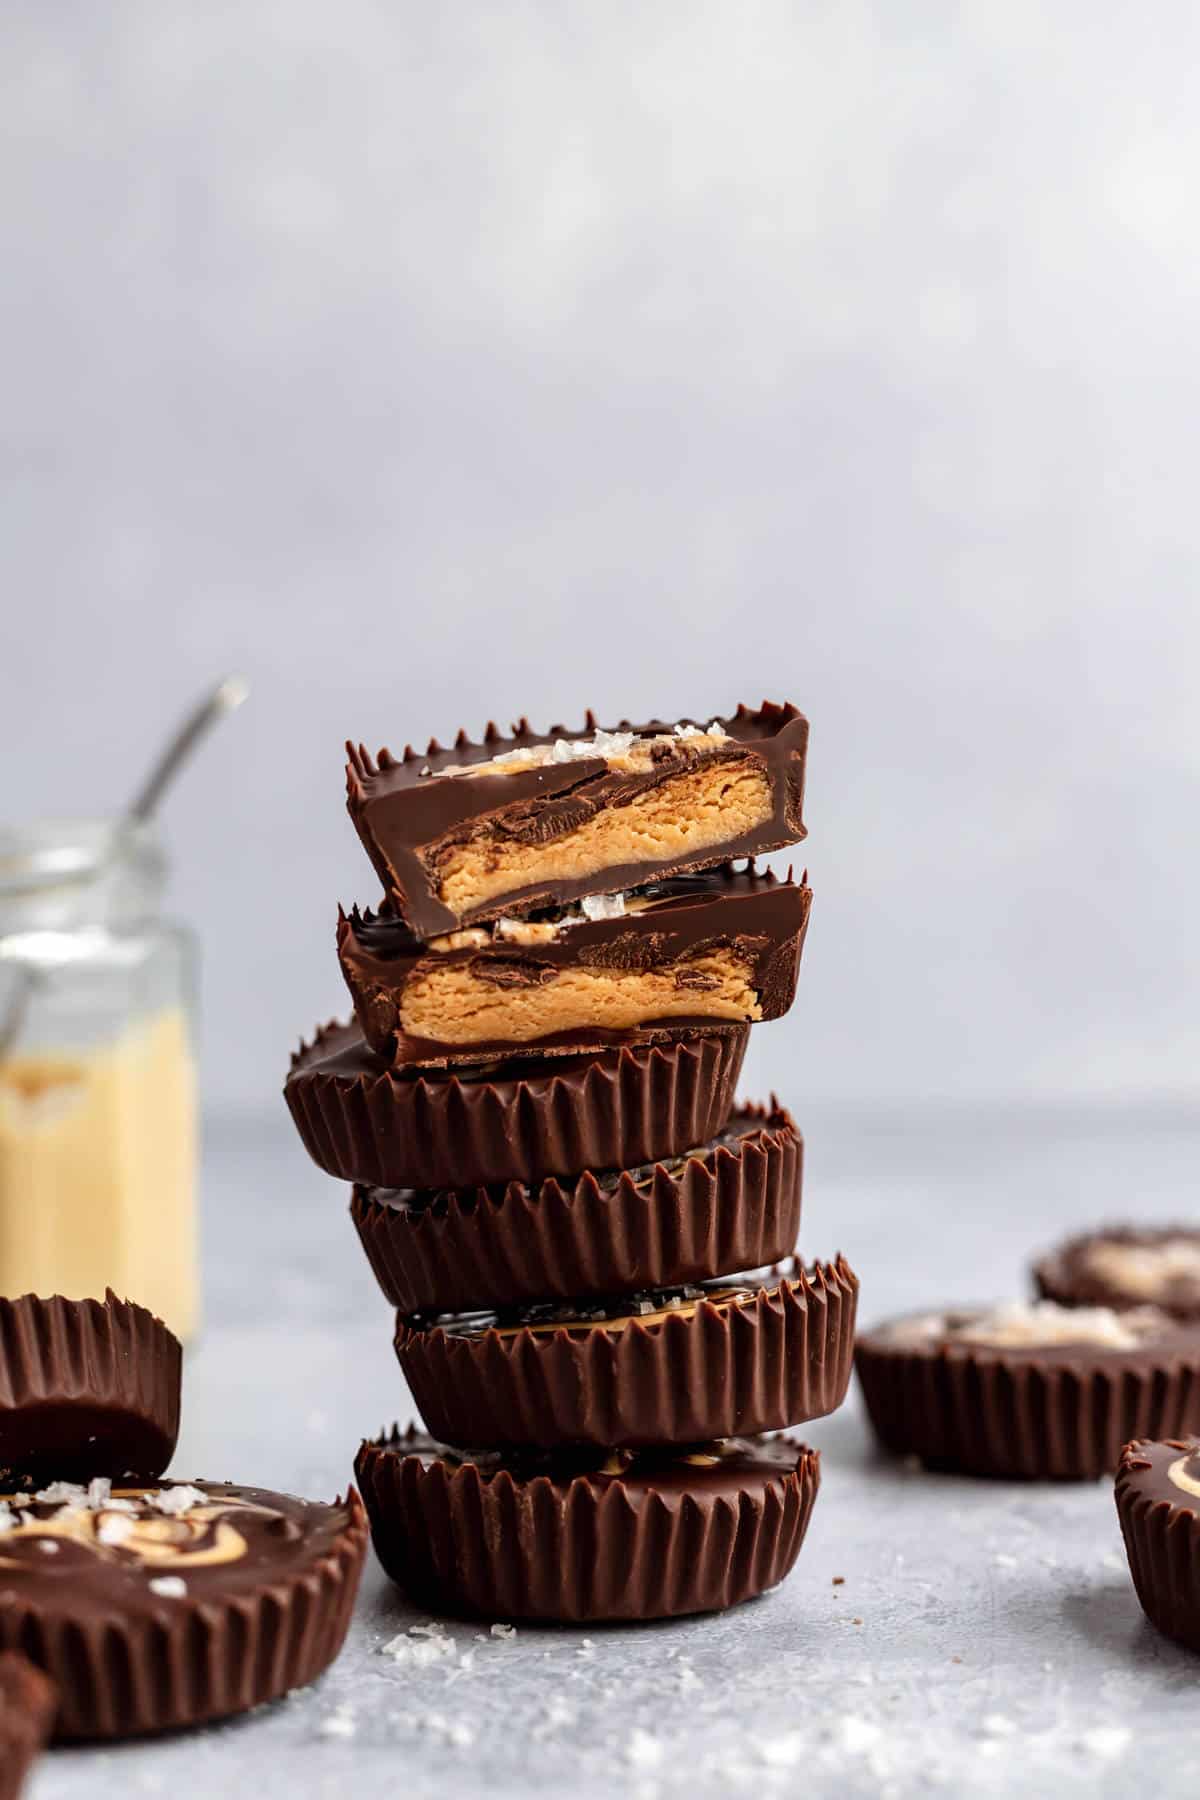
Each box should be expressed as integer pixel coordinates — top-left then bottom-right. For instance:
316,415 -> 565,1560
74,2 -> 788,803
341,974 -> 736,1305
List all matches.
1115,1437 -> 1200,1652
352,1104 -> 803,1314
855,1315 -> 1200,1480
0,1482 -> 368,1741
1034,1227 -> 1200,1322
355,1426 -> 820,1624
337,864 -> 811,1068
0,1651 -> 56,1797
395,1256 -> 858,1451
285,1019 -> 748,1190
0,1292 -> 180,1485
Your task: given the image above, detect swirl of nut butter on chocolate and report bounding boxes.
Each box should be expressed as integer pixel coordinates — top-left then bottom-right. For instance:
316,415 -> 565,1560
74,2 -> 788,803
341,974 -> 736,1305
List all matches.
1167,1449 -> 1200,1500
0,1481 -> 350,1615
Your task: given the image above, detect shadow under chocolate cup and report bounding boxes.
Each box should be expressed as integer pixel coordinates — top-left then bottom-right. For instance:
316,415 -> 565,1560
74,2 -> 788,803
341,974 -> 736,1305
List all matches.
394,1256 -> 858,1451
355,1426 -> 820,1624
285,1019 -> 749,1190
1115,1436 -> 1200,1652
856,1301 -> 1200,1480
0,1292 -> 180,1486
351,1103 -> 803,1314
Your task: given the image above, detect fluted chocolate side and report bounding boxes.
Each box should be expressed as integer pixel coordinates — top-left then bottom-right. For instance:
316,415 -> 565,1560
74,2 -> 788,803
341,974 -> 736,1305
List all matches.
0,1293 -> 181,1484
352,1106 -> 803,1313
396,1257 -> 858,1450
286,1020 -> 748,1189
355,1427 -> 820,1623
0,1495 -> 368,1741
1115,1437 -> 1200,1652
0,1653 -> 56,1800
856,1334 -> 1200,1480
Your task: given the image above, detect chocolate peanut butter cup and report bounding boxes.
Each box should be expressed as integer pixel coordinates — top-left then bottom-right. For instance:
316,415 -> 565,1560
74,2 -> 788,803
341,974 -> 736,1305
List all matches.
0,1652 -> 55,1800
395,1256 -> 858,1450
355,1426 -> 819,1623
1115,1437 -> 1200,1652
0,1478 -> 367,1740
1035,1227 -> 1200,1322
0,1293 -> 181,1486
346,701 -> 808,935
338,865 -> 811,1067
856,1300 -> 1200,1480
352,1105 -> 803,1314
286,1019 -> 748,1190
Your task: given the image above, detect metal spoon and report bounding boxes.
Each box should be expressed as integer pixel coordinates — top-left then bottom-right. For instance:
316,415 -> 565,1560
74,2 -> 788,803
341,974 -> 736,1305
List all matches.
0,674 -> 250,1061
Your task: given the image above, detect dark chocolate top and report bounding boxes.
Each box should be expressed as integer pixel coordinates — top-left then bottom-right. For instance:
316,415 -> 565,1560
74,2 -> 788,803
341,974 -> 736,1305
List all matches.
1117,1437 -> 1200,1511
345,702 -> 808,934
858,1300 -> 1199,1364
1034,1226 -> 1200,1319
407,1262 -> 800,1338
364,1105 -> 797,1216
0,1479 -> 361,1620
363,1424 -> 812,1500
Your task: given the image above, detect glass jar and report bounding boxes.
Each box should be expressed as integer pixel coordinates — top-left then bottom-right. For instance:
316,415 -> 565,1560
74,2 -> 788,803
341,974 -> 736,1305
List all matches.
0,821 -> 198,1339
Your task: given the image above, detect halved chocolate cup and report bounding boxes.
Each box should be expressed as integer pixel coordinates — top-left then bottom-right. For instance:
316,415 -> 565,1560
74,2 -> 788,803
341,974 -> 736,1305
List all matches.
352,1104 -> 803,1314
285,1019 -> 748,1190
0,1293 -> 180,1486
0,1479 -> 368,1740
856,1305 -> 1200,1479
355,1426 -> 819,1623
1116,1437 -> 1200,1652
395,1256 -> 858,1451
1034,1226 -> 1200,1322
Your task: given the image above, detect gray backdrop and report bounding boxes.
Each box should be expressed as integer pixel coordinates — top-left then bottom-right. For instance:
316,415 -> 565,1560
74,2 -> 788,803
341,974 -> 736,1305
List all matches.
4,0 -> 1197,1118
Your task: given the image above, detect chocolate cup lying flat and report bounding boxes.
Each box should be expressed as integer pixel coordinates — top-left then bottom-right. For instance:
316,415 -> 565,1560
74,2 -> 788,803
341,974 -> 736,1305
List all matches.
395,1256 -> 858,1451
0,1652 -> 56,1800
0,1480 -> 367,1740
856,1311 -> 1200,1480
1035,1226 -> 1200,1321
352,1104 -> 803,1314
355,1426 -> 820,1623
1116,1437 -> 1200,1652
286,1019 -> 748,1190
0,1293 -> 180,1486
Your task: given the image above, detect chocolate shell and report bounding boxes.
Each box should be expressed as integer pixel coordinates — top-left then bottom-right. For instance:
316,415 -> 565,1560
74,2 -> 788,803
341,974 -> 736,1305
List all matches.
345,701 -> 808,935
1034,1227 -> 1200,1321
395,1256 -> 858,1450
351,1105 -> 803,1314
355,1426 -> 820,1623
0,1652 -> 55,1800
285,1019 -> 748,1190
856,1308 -> 1200,1479
0,1293 -> 180,1486
0,1479 -> 368,1740
1115,1437 -> 1200,1652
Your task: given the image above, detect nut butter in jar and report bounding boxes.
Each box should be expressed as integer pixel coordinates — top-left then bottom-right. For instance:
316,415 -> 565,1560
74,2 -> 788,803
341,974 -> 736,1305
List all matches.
0,821 -> 198,1338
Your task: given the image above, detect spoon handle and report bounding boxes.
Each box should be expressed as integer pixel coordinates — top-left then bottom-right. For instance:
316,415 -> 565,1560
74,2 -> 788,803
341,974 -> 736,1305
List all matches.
128,674 -> 250,823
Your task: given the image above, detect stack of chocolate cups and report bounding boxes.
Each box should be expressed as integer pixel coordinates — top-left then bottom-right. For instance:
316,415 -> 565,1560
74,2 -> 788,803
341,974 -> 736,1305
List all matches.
286,703 -> 859,1623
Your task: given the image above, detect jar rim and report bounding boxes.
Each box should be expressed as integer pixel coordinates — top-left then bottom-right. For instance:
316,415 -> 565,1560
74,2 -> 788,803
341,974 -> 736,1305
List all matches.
0,819 -> 165,897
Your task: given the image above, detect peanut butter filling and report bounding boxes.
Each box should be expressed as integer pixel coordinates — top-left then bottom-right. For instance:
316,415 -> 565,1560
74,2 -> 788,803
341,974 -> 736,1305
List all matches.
0,1487 -> 268,1571
398,949 -> 759,1046
488,1283 -> 762,1337
1167,1454 -> 1200,1500
883,1300 -> 1166,1352
433,760 -> 772,921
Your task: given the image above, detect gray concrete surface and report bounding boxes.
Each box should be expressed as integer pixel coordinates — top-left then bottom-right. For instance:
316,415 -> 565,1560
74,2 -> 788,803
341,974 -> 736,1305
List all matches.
30,1096 -> 1200,1798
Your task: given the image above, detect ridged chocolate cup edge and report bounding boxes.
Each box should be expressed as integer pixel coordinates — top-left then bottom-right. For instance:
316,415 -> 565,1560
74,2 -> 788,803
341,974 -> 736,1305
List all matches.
354,1426 -> 820,1623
